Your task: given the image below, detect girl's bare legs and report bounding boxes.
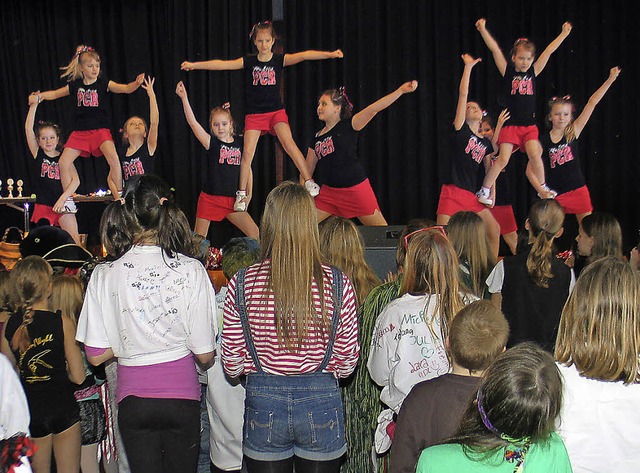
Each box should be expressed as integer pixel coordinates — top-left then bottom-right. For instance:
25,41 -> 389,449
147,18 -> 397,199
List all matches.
478,143 -> 514,205
99,141 -> 123,200
436,214 -> 451,226
59,213 -> 81,245
272,123 -> 318,195
236,130 -> 262,211
226,212 -> 260,240
194,217 -> 211,239
53,148 -> 82,213
52,422 -> 82,473
316,208 -> 333,224
523,139 -> 554,198
478,208 -> 501,261
80,443 -> 101,473
576,211 -> 591,225
358,209 -> 388,226
30,435 -> 53,473
502,231 -> 518,255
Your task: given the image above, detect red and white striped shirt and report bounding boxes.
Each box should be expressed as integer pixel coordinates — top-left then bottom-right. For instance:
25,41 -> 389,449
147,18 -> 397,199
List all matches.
221,260 -> 360,378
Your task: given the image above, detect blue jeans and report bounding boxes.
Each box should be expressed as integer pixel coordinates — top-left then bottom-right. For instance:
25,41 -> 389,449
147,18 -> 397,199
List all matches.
198,384 -> 210,473
243,372 -> 346,462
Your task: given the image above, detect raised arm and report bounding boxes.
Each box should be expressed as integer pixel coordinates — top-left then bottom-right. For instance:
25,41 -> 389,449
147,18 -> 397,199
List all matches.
142,76 -> 159,154
572,67 -> 620,138
108,73 -> 145,94
533,22 -> 572,75
491,109 -> 510,152
284,49 -> 343,67
476,18 -> 507,76
25,98 -> 40,157
351,80 -> 418,131
175,81 -> 211,149
454,54 -> 482,130
181,57 -> 244,71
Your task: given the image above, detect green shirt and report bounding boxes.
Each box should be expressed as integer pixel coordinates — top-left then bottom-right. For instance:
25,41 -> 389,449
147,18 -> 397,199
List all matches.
416,432 -> 572,472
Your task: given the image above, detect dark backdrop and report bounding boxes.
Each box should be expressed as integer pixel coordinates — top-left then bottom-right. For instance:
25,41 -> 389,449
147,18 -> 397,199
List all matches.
1,0 -> 638,251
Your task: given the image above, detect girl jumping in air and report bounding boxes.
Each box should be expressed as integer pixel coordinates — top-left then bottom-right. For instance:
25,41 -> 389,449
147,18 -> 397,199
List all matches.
307,81 -> 418,226
176,81 -> 259,240
474,18 -> 572,206
29,45 -> 144,214
120,76 -> 159,183
181,21 -> 343,212
532,67 -> 621,224
25,100 -> 81,243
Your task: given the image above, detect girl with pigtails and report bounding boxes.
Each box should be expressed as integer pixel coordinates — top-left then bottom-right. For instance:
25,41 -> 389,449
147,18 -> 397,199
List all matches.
1,256 -> 86,473
486,199 -> 575,351
307,81 -> 418,226
28,45 -> 145,215
75,174 -> 216,473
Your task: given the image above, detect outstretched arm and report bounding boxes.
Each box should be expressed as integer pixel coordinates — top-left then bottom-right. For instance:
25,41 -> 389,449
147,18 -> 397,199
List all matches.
35,85 -> 70,102
181,57 -> 244,71
351,80 -> 418,131
109,73 -> 145,94
25,98 -> 40,158
476,18 -> 507,76
453,54 -> 482,130
175,81 -> 211,149
533,22 -> 572,75
572,67 -> 620,138
142,76 -> 159,155
284,49 -> 343,66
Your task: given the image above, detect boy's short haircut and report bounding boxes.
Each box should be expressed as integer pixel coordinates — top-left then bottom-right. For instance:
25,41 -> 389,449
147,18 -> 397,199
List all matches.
221,237 -> 261,280
449,300 -> 509,372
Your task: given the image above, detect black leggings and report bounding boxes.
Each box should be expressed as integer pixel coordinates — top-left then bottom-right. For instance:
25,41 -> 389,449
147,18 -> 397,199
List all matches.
245,456 -> 341,473
119,396 -> 200,473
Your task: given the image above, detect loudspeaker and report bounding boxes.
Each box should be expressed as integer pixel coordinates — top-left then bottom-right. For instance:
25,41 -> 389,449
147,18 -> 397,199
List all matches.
357,225 -> 404,281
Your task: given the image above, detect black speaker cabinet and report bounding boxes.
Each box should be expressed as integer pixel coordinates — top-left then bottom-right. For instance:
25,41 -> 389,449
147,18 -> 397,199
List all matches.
357,225 -> 404,281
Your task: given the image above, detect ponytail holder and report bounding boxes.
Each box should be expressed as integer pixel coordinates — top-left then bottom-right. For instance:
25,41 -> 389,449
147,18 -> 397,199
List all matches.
514,37 -> 529,44
563,94 -> 571,100
159,197 -> 168,206
249,20 -> 272,40
74,45 -> 94,59
118,197 -> 126,206
222,102 -> 231,110
37,120 -> 44,125
338,86 -> 354,112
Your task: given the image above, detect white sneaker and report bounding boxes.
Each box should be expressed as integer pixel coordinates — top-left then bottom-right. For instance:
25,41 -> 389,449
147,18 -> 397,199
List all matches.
234,191 -> 247,212
476,188 -> 493,206
62,197 -> 77,214
304,179 -> 320,197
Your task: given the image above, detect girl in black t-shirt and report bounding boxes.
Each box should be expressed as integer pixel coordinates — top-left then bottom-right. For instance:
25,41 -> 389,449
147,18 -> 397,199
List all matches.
25,99 -> 81,243
28,45 -> 145,217
307,81 -> 418,226
120,76 -> 159,184
181,21 -> 343,212
176,81 -> 259,240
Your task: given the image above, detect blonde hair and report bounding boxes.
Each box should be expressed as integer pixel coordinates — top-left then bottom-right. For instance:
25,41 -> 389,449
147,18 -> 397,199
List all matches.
51,274 -> 84,322
547,97 -> 578,142
60,45 -> 100,82
9,256 -> 53,353
447,211 -> 495,298
319,216 -> 380,306
555,257 -> 640,384
122,116 -> 149,145
399,230 -> 465,343
259,181 -> 329,350
209,106 -> 236,136
526,199 -> 564,288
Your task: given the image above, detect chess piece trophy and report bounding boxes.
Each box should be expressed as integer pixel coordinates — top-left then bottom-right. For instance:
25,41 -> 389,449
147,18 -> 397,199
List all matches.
16,179 -> 23,198
6,178 -> 14,198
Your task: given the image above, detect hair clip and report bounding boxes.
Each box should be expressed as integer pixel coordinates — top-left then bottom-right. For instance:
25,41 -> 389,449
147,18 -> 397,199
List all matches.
118,197 -> 126,206
482,110 -> 488,117
222,102 -> 231,110
514,37 -> 529,43
74,45 -> 94,59
159,197 -> 168,206
338,86 -> 354,111
249,20 -> 272,39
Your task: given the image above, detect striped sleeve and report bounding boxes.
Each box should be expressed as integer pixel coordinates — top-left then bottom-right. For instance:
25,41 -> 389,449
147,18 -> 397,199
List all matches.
221,275 -> 247,378
326,272 -> 360,378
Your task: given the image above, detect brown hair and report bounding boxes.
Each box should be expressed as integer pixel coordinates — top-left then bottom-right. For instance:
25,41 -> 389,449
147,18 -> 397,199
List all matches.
258,181 -> 330,349
580,212 -> 623,265
555,257 -> 640,384
526,199 -> 564,288
121,116 -> 149,145
9,256 -> 53,353
395,218 -> 437,271
319,216 -> 381,306
449,300 -> 509,373
320,88 -> 354,120
510,38 -> 536,58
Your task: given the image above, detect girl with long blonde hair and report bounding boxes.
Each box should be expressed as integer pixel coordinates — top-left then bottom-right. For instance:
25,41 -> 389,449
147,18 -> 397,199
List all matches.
222,181 -> 359,473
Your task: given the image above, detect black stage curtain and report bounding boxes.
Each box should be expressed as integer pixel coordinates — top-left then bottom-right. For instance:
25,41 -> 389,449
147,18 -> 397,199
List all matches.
1,0 -> 638,251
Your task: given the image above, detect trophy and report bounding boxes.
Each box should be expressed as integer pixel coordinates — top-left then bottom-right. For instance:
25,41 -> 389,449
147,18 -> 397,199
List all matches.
6,178 -> 13,198
16,179 -> 23,198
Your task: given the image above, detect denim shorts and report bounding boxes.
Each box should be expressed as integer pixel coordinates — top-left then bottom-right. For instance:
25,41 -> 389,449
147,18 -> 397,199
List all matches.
243,372 -> 347,461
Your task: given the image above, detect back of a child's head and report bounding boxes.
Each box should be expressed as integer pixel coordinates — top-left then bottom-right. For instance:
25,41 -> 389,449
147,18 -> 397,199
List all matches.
555,256 -> 640,384
395,218 -> 437,270
0,270 -> 13,312
449,300 -> 509,373
100,174 -> 196,259
581,211 -> 623,263
221,237 -> 261,280
50,274 -> 84,322
526,199 -> 564,287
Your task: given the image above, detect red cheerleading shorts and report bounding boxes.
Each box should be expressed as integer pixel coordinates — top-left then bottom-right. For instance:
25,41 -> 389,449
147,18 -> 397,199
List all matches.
244,109 -> 289,136
497,125 -> 539,153
437,184 -> 486,216
64,129 -> 113,158
196,192 -> 236,222
314,179 -> 381,219
489,205 -> 518,234
31,204 -> 61,226
555,185 -> 593,215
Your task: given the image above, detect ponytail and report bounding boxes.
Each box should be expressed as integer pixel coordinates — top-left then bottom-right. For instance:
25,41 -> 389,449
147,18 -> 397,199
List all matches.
100,197 -> 138,259
60,45 -> 100,82
525,200 -> 565,288
156,200 -> 197,258
526,230 -> 555,288
10,306 -> 35,354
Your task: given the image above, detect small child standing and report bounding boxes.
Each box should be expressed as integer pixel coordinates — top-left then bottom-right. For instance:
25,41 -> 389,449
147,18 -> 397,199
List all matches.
474,18 -> 572,205
390,300 -> 509,473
